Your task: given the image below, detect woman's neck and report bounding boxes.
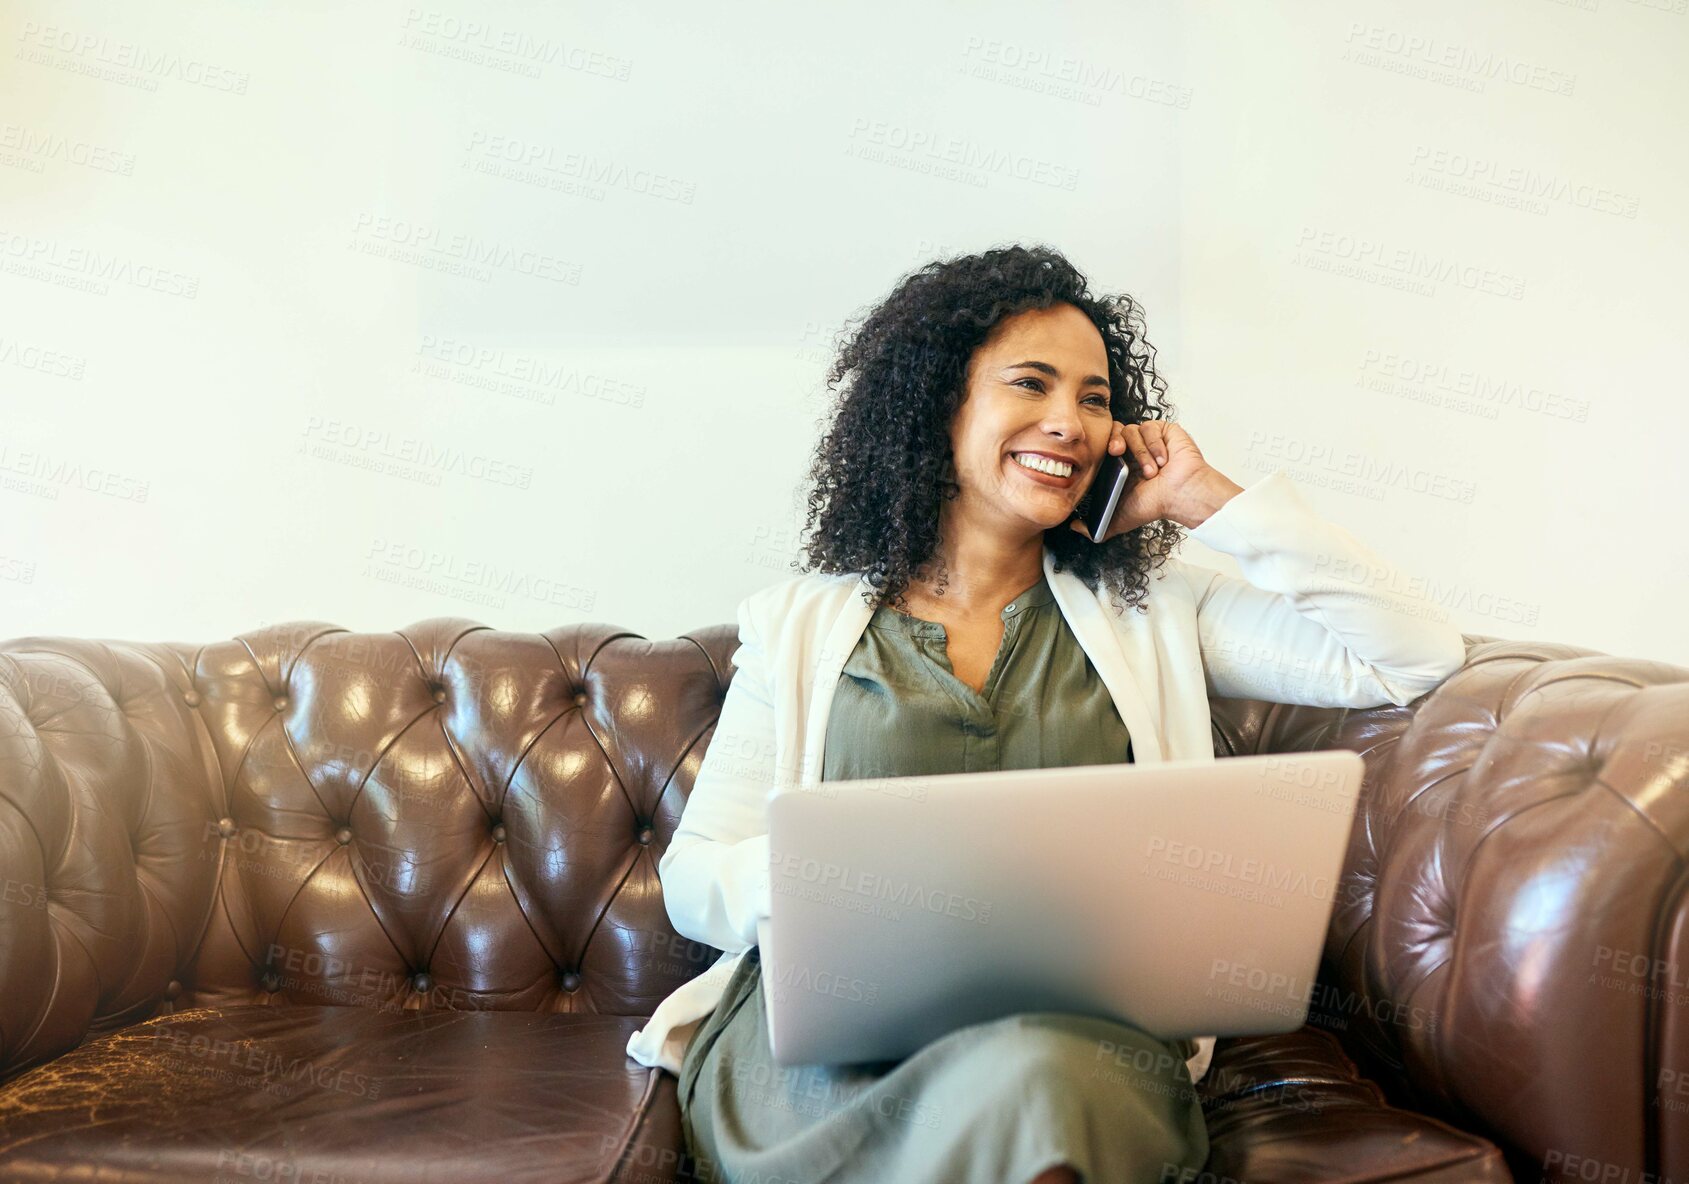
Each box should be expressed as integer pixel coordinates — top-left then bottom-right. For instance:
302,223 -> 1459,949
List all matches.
906,546 -> 1044,618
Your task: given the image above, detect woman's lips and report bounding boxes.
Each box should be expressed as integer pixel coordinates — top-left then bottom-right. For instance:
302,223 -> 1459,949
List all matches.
1008,452 -> 1078,487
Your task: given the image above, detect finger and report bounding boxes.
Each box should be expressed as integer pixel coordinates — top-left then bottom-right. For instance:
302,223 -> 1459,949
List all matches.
1123,424 -> 1158,475
1140,421 -> 1169,465
1109,421 -> 1128,455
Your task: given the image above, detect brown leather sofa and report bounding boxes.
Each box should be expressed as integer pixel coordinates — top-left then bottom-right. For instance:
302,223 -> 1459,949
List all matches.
0,616 -> 1679,1183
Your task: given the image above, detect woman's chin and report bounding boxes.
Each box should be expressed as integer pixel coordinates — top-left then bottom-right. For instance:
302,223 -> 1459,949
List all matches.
1018,502 -> 1080,532
977,482 -> 1079,531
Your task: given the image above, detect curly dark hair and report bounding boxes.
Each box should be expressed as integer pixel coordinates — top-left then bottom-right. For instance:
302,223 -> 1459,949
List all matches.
793,243 -> 1183,618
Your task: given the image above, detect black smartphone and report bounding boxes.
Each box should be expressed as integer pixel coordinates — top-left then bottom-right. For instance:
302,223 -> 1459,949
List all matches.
1073,450 -> 1129,543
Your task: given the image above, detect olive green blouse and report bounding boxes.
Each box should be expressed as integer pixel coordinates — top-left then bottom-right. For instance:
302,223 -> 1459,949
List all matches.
821,569 -> 1134,781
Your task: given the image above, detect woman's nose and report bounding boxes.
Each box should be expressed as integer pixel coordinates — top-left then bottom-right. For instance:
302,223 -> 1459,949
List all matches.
1042,405 -> 1084,437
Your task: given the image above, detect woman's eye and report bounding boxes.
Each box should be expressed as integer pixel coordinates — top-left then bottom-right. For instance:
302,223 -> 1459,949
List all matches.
1013,379 -> 1106,405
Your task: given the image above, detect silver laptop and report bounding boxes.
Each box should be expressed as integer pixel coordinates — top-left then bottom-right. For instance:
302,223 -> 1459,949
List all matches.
760,749 -> 1365,1066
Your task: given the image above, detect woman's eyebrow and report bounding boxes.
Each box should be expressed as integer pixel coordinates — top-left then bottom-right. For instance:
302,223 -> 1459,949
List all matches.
1003,360 -> 1110,388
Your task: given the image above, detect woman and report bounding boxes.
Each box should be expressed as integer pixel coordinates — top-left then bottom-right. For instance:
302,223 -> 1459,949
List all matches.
626,245 -> 1468,1182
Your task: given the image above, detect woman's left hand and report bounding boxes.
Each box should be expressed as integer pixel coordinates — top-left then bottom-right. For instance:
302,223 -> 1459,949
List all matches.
1069,421 -> 1235,541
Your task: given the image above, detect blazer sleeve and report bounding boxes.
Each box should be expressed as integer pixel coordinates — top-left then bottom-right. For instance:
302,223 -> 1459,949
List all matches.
1176,469 -> 1468,709
656,593 -> 774,953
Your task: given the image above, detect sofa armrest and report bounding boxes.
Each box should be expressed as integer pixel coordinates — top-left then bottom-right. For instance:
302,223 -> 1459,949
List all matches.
1211,635 -> 1689,1183
0,638 -> 221,1082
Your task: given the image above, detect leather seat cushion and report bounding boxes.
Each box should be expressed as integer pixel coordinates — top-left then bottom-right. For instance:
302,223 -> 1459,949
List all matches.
0,1005 -> 686,1184
1198,1028 -> 1512,1182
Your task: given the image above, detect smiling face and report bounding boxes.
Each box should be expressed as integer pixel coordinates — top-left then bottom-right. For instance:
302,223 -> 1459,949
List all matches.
944,302 -> 1115,541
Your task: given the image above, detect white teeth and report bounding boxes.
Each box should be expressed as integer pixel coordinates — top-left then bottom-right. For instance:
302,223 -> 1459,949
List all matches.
1012,453 -> 1073,478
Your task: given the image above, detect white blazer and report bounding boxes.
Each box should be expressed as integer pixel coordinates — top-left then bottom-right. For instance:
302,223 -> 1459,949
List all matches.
626,469 -> 1468,1085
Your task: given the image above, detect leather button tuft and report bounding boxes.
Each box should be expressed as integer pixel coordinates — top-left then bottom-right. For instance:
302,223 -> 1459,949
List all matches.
259,970 -> 281,992
273,695 -> 288,711
413,972 -> 433,993
183,689 -> 201,707
432,686 -> 446,703
574,691 -> 587,706
217,817 -> 238,838
164,980 -> 182,1000
335,827 -> 353,845
561,972 -> 581,992
491,823 -> 507,844
636,826 -> 653,846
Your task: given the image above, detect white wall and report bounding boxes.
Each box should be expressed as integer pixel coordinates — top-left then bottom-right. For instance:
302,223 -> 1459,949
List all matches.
4,0 -> 1683,665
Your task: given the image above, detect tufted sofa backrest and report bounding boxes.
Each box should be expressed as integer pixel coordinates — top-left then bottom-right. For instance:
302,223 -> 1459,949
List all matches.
0,617 -> 739,1081
3,619 -> 1688,1181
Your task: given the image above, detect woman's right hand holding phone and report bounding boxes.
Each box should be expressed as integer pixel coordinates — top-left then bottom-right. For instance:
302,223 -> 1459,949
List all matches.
1070,421 -> 1241,542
